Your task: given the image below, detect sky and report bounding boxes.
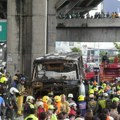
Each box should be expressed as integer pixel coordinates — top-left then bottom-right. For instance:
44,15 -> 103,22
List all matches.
103,0 -> 120,13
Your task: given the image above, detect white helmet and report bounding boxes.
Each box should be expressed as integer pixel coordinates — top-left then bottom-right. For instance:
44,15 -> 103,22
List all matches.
68,93 -> 73,98
10,87 -> 19,94
69,102 -> 77,107
26,96 -> 34,102
103,93 -> 108,97
36,101 -> 44,108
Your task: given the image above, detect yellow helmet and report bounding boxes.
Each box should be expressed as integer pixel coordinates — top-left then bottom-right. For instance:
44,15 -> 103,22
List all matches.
0,77 -> 7,83
48,105 -> 55,110
89,89 -> 94,94
54,96 -> 61,103
102,83 -> 106,89
112,97 -> 119,102
94,87 -> 98,92
42,96 -> 49,102
78,95 -> 85,101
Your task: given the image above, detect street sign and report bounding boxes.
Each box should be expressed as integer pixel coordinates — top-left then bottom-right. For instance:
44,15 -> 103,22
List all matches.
0,20 -> 7,42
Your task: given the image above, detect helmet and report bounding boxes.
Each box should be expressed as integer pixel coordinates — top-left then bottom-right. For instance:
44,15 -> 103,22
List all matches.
26,96 -> 35,102
42,96 -> 49,102
89,94 -> 94,98
102,83 -> 106,89
94,87 -> 98,92
36,101 -> 44,107
68,93 -> 73,98
103,93 -> 108,97
69,102 -> 77,107
10,87 -> 19,94
48,105 -> 55,110
0,77 -> 7,83
78,95 -> 85,101
112,97 -> 119,102
54,96 -> 61,103
89,89 -> 94,94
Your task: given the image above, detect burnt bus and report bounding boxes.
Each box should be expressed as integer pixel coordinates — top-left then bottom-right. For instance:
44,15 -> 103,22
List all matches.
31,52 -> 85,99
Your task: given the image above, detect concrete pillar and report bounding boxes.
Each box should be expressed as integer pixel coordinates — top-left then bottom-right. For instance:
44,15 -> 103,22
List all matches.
32,0 -> 47,64
7,0 -> 32,77
47,0 -> 57,53
7,0 -> 21,76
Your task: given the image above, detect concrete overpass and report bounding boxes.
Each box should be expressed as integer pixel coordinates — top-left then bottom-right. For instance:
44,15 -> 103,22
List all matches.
3,0 -> 120,77
56,18 -> 120,42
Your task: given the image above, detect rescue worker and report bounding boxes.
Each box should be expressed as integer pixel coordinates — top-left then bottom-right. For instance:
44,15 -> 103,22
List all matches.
54,95 -> 62,114
17,77 -> 26,115
98,92 -> 107,112
6,87 -> 19,120
25,107 -> 38,120
78,95 -> 86,117
102,52 -> 109,64
87,94 -> 98,116
67,93 -> 75,104
0,94 -> 5,120
37,101 -> 44,120
69,102 -> 77,117
61,94 -> 70,114
24,95 -> 35,118
42,96 -> 49,112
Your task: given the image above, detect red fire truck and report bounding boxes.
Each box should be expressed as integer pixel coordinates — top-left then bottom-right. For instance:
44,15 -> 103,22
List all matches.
100,56 -> 120,82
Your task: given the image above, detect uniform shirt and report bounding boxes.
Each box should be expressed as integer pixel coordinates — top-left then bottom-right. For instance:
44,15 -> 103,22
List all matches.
25,114 -> 38,120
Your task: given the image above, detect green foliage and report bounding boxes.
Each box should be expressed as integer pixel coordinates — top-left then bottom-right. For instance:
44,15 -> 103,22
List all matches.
114,42 -> 120,58
70,47 -> 81,53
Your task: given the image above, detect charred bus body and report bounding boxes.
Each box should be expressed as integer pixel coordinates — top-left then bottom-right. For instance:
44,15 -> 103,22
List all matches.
31,52 -> 84,99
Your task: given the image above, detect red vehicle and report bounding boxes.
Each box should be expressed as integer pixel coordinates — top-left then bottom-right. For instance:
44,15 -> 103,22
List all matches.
84,63 -> 96,81
100,56 -> 120,82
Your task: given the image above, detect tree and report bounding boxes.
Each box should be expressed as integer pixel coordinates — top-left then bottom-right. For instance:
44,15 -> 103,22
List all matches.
70,47 -> 81,53
113,42 -> 120,58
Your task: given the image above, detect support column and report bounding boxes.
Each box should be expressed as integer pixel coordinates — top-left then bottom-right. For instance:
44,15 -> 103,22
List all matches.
7,0 -> 21,76
7,0 -> 32,77
32,0 -> 47,64
47,0 -> 57,53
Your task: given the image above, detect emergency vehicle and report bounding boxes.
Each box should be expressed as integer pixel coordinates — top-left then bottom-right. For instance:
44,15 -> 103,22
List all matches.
100,56 -> 120,82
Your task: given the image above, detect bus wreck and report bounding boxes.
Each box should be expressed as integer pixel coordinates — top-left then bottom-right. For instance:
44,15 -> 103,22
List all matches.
31,52 -> 85,99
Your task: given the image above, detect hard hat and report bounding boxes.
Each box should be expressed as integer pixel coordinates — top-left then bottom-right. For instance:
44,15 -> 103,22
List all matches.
89,89 -> 94,94
94,87 -> 98,92
78,95 -> 85,101
89,94 -> 94,98
42,96 -> 49,102
112,97 -> 119,102
54,96 -> 61,103
0,77 -> 7,83
103,93 -> 108,97
26,96 -> 35,102
68,93 -> 73,98
69,102 -> 77,107
36,101 -> 44,107
10,87 -> 19,94
48,105 -> 55,110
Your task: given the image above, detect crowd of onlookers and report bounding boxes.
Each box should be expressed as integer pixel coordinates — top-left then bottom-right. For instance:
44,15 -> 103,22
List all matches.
57,11 -> 119,19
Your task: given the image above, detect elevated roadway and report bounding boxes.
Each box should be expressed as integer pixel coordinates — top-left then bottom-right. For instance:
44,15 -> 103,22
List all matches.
56,18 -> 120,42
